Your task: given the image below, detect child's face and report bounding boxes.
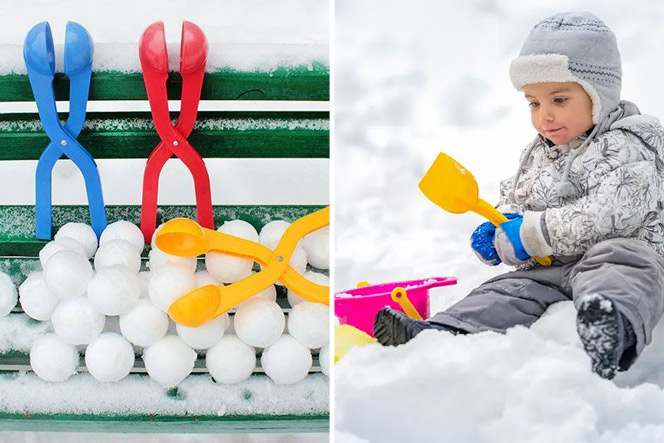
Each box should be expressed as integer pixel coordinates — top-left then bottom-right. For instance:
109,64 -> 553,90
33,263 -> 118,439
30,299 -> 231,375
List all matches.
523,82 -> 594,145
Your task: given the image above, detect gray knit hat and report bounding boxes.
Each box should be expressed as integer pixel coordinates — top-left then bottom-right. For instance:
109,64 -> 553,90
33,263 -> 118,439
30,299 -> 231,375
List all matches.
509,12 -> 622,124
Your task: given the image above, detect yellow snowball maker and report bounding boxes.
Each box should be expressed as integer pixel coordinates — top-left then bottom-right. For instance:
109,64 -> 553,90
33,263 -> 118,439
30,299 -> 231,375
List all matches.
155,207 -> 330,326
418,152 -> 552,267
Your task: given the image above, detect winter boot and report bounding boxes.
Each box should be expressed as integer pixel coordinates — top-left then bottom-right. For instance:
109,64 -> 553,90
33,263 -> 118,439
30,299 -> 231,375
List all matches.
576,294 -> 637,380
373,307 -> 454,346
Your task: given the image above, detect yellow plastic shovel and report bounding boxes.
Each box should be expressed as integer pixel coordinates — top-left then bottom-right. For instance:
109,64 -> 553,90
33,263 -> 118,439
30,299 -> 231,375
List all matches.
334,324 -> 378,363
154,207 -> 330,326
418,152 -> 552,267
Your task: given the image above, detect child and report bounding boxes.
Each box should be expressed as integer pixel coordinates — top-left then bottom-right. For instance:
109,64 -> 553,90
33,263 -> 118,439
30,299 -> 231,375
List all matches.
373,11 -> 664,380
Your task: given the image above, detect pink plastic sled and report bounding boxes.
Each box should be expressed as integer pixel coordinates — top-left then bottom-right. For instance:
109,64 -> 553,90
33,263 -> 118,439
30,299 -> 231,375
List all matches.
334,277 -> 457,337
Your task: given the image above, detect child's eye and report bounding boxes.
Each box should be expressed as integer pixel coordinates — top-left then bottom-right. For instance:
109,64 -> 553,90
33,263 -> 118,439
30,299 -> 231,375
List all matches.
528,102 -> 539,108
553,97 -> 568,104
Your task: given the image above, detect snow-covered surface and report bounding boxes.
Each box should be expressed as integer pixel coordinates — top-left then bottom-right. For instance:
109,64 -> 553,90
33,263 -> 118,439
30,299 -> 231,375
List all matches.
0,0 -> 328,73
335,0 -> 664,441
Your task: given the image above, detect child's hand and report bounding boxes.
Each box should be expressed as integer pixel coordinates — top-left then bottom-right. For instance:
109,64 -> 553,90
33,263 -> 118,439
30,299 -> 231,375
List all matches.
470,213 -> 521,266
495,215 -> 531,266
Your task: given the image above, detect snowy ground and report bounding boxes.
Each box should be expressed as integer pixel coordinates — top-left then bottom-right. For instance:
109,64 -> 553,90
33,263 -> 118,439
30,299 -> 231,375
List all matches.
334,0 -> 664,441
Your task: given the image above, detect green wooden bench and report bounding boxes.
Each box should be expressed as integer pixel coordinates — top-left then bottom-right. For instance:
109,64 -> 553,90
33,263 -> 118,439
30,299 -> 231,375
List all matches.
0,64 -> 329,433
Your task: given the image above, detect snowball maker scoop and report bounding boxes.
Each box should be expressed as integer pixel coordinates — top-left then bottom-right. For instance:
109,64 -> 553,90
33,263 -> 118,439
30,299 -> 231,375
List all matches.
24,21 -> 107,240
155,206 -> 330,326
419,152 -> 552,267
139,21 -> 213,244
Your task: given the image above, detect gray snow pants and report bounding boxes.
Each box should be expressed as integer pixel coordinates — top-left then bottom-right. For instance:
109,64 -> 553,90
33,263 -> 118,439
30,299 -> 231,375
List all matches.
429,238 -> 664,360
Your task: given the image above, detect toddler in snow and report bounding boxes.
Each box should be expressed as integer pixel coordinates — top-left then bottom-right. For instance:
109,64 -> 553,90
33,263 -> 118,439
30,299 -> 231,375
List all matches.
373,11 -> 664,380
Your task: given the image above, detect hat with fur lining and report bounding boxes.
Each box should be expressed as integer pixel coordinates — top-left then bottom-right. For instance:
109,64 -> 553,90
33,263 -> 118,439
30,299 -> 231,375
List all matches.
509,12 -> 622,124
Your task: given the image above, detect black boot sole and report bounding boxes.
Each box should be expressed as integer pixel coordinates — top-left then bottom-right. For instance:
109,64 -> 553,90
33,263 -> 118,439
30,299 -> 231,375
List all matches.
373,307 -> 423,347
576,295 -> 623,380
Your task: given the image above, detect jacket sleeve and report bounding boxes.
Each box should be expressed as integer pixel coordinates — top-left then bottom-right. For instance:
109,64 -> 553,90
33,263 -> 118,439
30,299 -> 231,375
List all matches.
522,131 -> 662,256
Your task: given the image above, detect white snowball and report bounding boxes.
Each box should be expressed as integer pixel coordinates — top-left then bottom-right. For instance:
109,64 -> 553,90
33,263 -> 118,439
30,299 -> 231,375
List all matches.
138,271 -> 151,298
39,237 -> 88,268
100,220 -> 145,254
143,335 -> 197,387
261,334 -> 312,385
148,265 -> 197,312
302,226 -> 329,269
51,297 -> 105,345
176,314 -> 228,349
55,223 -> 98,258
288,302 -> 329,349
234,298 -> 285,348
94,239 -> 141,274
19,272 -> 59,321
0,271 -> 16,317
43,250 -> 93,299
195,270 -> 221,288
85,332 -> 135,382
119,299 -> 169,347
259,220 -> 291,247
319,344 -> 330,377
148,247 -> 197,273
30,333 -> 79,382
204,220 -> 259,284
288,271 -> 329,307
206,335 -> 256,384
87,265 -> 141,316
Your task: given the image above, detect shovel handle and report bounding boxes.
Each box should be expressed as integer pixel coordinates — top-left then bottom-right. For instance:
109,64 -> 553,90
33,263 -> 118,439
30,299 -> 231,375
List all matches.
475,199 -> 553,267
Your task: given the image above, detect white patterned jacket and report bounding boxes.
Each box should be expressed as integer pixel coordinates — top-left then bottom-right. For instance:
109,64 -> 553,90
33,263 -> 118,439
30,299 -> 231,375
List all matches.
496,101 -> 664,259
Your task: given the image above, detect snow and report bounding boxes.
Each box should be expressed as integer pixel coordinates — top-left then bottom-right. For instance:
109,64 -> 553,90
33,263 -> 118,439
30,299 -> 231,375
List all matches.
335,0 -> 664,441
51,297 -> 105,345
119,299 -> 169,347
205,221 -> 258,284
0,271 -> 17,317
147,264 -> 197,313
39,237 -> 87,268
288,302 -> 330,349
303,226 -> 330,270
55,222 -> 98,259
143,335 -> 197,388
261,334 -> 312,385
93,239 -> 142,274
87,265 -> 141,316
18,271 -> 59,321
43,250 -> 93,299
234,299 -> 285,348
206,335 -> 257,385
99,221 -> 145,254
176,315 -> 228,350
84,333 -> 135,383
29,334 -> 79,383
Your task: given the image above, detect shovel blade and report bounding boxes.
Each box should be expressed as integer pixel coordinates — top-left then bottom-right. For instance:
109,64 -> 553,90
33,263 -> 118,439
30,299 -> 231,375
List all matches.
418,152 -> 479,214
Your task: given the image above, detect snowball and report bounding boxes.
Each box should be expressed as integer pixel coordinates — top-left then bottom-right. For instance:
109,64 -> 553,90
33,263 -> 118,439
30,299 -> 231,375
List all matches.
261,334 -> 312,385
259,220 -> 291,247
18,271 -> 59,321
288,302 -> 329,349
0,271 -> 16,317
195,270 -> 221,288
87,265 -> 141,316
303,226 -> 329,269
39,237 -> 88,268
206,335 -> 256,384
100,220 -> 145,254
234,298 -> 285,348
176,314 -> 228,349
119,299 -> 169,347
138,271 -> 151,298
148,265 -> 197,312
237,281 -> 277,308
319,344 -> 330,377
51,297 -> 105,345
143,335 -> 197,387
204,221 -> 259,284
148,247 -> 197,273
55,223 -> 98,258
94,239 -> 141,274
43,250 -> 93,299
30,333 -> 79,382
85,332 -> 135,382
288,271 -> 329,307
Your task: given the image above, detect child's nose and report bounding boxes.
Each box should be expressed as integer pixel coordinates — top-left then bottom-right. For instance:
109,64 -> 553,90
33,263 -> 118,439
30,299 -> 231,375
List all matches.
539,107 -> 555,123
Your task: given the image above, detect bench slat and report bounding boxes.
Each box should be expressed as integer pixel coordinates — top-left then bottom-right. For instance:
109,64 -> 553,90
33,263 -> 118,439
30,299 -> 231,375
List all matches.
0,111 -> 329,160
0,67 -> 329,102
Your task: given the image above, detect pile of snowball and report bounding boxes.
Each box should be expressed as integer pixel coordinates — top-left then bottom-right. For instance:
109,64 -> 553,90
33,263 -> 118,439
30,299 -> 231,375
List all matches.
0,218 -> 330,387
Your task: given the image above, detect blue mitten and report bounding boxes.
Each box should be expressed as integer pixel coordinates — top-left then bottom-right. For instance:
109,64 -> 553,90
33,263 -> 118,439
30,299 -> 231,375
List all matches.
470,213 -> 520,266
494,214 -> 531,266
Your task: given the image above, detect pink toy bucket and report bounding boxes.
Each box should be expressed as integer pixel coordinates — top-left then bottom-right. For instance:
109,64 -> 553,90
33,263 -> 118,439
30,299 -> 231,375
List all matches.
334,277 -> 457,337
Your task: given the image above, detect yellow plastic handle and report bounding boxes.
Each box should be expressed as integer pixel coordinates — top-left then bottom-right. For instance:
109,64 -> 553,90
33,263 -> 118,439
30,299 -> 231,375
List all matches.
390,287 -> 422,320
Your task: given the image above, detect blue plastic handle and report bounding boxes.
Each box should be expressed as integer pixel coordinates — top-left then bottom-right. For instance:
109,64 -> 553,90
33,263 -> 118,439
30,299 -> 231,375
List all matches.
24,21 -> 107,240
